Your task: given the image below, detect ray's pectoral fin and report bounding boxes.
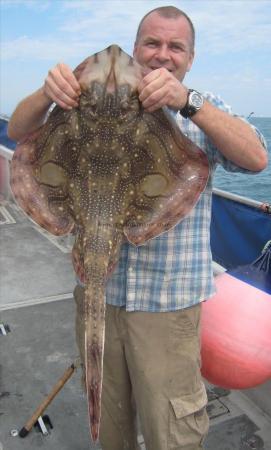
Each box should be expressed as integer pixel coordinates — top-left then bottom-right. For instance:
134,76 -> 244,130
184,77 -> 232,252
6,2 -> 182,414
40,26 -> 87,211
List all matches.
123,109 -> 209,246
11,122 -> 75,236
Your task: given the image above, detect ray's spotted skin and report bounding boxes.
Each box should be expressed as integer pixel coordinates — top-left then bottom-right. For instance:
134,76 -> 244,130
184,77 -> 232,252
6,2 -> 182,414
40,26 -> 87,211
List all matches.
10,44 -> 209,443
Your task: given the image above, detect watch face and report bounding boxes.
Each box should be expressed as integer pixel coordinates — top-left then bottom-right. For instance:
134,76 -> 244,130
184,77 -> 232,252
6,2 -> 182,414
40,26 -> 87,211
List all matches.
190,91 -> 203,108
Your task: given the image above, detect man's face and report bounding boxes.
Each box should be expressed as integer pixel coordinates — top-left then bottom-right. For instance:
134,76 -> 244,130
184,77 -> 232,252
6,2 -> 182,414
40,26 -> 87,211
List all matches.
133,12 -> 194,81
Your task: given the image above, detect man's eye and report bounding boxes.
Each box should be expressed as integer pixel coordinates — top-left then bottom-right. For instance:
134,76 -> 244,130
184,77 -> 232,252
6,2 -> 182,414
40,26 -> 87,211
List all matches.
171,45 -> 183,51
146,42 -> 157,47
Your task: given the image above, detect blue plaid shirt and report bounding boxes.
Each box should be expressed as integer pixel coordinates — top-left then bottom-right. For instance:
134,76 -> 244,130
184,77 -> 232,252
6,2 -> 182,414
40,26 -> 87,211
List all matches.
103,92 -> 265,311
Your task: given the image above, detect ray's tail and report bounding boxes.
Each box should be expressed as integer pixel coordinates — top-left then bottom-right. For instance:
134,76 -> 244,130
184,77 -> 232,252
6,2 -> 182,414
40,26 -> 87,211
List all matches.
86,328 -> 104,441
78,226 -> 122,443
83,257 -> 108,443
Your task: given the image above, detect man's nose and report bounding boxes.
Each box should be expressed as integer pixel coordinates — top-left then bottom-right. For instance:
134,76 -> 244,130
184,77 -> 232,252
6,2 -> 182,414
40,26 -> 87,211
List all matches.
156,45 -> 170,62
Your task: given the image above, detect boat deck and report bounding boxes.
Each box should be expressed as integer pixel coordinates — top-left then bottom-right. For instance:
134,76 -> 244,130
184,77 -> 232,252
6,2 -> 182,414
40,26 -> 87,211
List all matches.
1,199 -> 271,450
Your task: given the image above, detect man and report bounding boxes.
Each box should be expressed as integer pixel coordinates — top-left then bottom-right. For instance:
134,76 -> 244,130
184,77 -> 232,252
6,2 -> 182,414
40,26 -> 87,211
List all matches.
8,6 -> 267,450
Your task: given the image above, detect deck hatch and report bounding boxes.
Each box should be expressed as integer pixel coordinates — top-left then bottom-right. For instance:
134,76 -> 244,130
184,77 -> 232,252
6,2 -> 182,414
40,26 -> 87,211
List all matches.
207,398 -> 230,420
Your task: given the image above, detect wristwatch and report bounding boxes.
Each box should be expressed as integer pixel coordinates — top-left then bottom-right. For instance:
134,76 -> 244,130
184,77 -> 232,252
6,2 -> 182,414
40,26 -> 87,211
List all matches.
179,89 -> 204,118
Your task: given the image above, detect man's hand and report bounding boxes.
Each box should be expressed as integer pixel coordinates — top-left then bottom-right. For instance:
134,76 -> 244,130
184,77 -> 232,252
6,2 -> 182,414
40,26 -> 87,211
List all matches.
8,62 -> 82,141
138,68 -> 188,112
42,63 -> 81,110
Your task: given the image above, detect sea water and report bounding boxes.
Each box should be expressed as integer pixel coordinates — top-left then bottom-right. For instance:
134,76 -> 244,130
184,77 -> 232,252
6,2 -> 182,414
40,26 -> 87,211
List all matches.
213,117 -> 271,203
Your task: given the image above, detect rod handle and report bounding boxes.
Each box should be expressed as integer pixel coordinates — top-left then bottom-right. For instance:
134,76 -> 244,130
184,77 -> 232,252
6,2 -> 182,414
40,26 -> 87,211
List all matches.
19,364 -> 75,438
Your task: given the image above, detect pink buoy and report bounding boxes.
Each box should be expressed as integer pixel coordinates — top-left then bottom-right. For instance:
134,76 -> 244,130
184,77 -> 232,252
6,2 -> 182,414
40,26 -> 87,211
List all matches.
201,263 -> 271,389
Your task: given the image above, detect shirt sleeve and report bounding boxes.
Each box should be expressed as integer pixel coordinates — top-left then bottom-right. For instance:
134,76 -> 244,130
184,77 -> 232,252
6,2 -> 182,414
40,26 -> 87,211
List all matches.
203,92 -> 267,173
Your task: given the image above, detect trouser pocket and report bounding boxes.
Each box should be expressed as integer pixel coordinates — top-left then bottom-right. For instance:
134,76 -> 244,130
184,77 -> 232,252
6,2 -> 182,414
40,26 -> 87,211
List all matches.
169,382 -> 209,449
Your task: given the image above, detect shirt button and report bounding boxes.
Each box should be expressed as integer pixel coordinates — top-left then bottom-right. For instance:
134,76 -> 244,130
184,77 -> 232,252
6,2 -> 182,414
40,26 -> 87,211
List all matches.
128,267 -> 133,272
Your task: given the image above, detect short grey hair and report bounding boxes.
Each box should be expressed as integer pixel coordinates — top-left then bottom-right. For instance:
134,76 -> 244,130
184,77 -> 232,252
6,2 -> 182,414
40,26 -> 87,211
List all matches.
135,6 -> 195,50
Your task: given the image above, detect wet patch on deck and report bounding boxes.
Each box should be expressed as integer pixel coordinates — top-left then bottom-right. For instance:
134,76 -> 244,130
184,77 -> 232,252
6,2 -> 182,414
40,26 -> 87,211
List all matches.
206,414 -> 264,449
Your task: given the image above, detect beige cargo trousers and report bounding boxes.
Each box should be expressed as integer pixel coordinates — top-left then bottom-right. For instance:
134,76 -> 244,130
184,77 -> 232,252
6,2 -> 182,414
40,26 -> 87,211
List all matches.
74,285 -> 209,450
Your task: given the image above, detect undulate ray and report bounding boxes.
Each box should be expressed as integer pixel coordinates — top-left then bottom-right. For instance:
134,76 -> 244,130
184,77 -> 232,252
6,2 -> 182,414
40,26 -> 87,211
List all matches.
10,44 -> 209,443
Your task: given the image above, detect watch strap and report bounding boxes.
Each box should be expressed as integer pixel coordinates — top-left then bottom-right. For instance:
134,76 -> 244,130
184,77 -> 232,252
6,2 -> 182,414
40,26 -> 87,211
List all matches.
179,89 -> 193,118
179,89 -> 203,118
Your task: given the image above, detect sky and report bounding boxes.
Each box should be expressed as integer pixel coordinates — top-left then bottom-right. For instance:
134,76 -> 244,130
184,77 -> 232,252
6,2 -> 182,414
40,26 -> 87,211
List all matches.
1,0 -> 271,117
